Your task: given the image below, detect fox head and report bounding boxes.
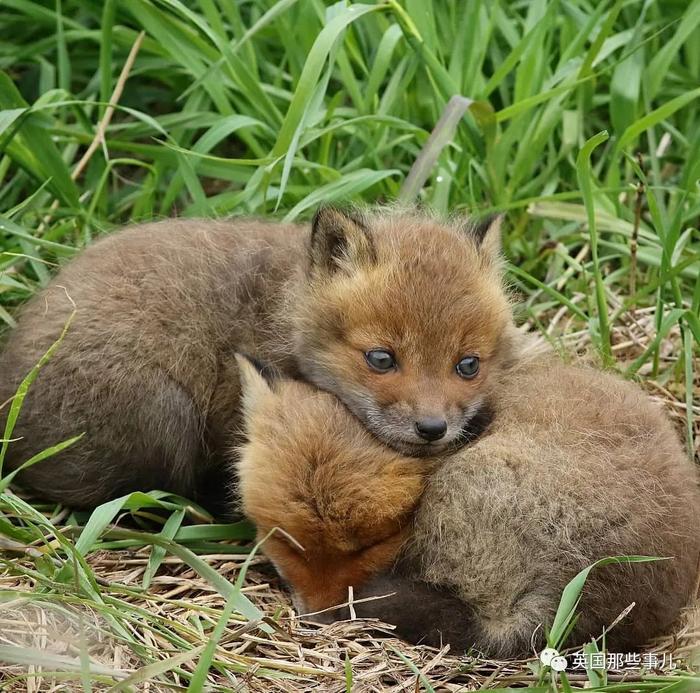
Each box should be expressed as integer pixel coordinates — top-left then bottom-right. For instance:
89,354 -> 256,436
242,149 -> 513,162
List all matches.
234,354 -> 429,614
291,206 -> 512,457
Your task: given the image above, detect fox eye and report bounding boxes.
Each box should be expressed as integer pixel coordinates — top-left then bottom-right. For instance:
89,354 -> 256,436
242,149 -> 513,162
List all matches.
365,349 -> 396,373
456,355 -> 480,379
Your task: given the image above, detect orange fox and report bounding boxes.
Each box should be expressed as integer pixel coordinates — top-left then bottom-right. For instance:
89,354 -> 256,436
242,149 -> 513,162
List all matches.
234,353 -> 435,614
235,354 -> 700,657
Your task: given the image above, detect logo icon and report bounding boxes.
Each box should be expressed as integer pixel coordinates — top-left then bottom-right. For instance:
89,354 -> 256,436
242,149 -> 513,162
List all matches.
540,647 -> 568,672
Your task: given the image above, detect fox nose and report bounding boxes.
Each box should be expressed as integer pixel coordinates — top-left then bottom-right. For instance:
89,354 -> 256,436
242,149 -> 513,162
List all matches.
414,417 -> 447,442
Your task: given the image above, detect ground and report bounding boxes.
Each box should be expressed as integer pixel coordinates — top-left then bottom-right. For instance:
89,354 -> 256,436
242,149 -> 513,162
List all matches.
1,546 -> 698,691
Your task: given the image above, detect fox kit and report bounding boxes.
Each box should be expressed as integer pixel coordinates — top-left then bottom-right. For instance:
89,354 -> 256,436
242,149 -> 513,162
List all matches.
234,354 -> 434,612
0,207 -> 512,509
236,352 -> 700,657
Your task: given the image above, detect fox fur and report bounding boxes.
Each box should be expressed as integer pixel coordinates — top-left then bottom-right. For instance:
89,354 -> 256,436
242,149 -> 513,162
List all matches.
0,207 -> 512,509
234,354 -> 434,612
235,343 -> 700,658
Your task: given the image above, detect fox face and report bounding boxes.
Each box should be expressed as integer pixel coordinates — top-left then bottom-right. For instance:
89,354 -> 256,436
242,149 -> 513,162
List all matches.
292,207 -> 513,457
234,355 -> 429,614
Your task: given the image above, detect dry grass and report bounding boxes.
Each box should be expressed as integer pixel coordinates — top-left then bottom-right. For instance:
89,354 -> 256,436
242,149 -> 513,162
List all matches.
1,549 -> 698,692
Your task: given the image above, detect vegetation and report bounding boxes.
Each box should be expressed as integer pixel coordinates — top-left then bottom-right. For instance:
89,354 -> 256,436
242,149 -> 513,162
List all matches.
0,0 -> 699,689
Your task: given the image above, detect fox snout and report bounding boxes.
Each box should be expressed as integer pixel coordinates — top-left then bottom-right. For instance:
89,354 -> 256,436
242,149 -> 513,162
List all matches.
358,397 -> 492,456
414,416 -> 448,442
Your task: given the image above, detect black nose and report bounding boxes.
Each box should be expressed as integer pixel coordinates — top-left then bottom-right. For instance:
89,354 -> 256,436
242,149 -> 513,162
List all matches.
414,417 -> 447,442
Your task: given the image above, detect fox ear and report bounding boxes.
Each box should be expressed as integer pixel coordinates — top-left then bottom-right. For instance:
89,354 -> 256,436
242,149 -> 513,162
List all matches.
309,206 -> 377,275
464,214 -> 503,263
235,353 -> 276,418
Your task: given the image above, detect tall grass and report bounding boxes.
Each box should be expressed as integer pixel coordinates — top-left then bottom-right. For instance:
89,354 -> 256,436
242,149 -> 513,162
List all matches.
1,0 -> 699,689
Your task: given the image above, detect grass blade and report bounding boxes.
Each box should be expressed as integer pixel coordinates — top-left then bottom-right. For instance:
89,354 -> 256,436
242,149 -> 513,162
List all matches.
576,130 -> 612,365
0,311 -> 75,477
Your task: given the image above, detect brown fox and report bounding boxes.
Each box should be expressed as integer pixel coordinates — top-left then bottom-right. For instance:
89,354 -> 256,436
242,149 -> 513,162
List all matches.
0,207 -> 513,510
235,355 -> 700,657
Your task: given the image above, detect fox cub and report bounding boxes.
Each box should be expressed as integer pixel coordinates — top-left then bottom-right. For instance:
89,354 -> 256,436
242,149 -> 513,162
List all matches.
236,351 -> 700,658
235,354 -> 437,611
0,207 -> 511,510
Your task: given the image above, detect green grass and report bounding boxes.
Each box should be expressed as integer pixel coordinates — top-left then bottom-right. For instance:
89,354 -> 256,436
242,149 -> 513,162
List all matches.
1,0 -> 699,689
